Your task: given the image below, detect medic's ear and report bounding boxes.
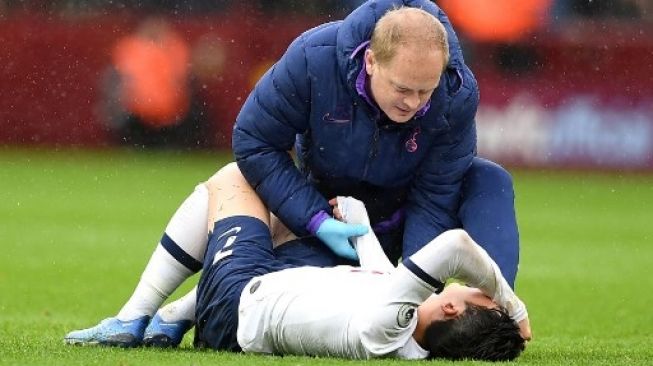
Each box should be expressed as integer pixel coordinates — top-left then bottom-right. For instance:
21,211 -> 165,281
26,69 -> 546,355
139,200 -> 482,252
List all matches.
364,49 -> 375,75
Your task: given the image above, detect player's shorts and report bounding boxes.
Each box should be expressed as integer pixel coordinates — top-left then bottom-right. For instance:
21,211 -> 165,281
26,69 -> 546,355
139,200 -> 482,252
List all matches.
194,215 -> 296,351
273,236 -> 356,267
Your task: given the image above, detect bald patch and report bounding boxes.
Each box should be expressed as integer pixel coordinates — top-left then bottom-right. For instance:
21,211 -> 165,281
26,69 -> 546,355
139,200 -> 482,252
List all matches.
370,6 -> 449,67
381,8 -> 439,45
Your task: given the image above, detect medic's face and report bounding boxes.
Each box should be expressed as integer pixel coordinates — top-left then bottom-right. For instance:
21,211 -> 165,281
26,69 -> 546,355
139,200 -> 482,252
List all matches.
365,45 -> 443,123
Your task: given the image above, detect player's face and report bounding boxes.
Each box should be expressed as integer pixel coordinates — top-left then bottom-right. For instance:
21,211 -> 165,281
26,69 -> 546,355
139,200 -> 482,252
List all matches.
419,283 -> 498,323
365,46 -> 443,123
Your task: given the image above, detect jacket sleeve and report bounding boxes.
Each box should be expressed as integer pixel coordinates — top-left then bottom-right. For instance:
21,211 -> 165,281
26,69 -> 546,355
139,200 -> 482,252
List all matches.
232,33 -> 330,236
402,67 -> 479,257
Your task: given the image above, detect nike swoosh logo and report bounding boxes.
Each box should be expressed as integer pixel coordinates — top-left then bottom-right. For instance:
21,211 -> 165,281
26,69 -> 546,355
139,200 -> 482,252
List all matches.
322,113 -> 351,123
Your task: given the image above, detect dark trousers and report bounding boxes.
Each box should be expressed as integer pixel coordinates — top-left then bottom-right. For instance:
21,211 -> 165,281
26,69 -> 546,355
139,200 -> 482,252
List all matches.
459,157 -> 520,287
378,157 -> 520,288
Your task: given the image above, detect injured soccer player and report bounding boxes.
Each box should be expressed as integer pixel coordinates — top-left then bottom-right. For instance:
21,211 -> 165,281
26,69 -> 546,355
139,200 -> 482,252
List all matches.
194,164 -> 531,361
65,163 -> 531,360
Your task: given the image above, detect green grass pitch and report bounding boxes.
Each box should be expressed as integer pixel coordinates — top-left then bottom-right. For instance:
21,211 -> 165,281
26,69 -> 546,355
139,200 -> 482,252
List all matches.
1,148 -> 652,365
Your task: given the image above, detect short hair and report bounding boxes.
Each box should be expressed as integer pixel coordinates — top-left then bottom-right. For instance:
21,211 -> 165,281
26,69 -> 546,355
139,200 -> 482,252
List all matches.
424,303 -> 525,361
369,6 -> 449,68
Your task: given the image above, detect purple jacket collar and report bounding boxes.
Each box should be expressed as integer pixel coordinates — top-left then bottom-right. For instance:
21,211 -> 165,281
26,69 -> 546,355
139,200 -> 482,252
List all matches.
351,41 -> 431,119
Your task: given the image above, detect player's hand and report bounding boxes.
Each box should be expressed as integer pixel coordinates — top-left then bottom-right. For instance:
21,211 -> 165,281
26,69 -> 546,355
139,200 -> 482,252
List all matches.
328,197 -> 343,220
518,317 -> 532,341
315,217 -> 367,260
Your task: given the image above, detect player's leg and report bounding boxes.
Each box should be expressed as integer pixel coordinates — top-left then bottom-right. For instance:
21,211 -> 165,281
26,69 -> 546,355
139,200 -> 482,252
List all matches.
144,162 -> 272,347
65,181 -> 211,347
146,211 -> 350,347
205,162 -> 270,225
144,215 -> 299,347
457,157 -> 519,287
143,286 -> 197,347
195,162 -> 289,350
116,183 -> 208,320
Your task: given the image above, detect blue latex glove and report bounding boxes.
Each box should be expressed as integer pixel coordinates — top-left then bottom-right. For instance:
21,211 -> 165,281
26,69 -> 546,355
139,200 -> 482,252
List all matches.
315,217 -> 368,261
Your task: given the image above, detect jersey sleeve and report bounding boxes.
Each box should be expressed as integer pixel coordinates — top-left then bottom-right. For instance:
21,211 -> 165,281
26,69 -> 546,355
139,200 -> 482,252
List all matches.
403,229 -> 527,322
337,196 -> 395,271
354,229 -> 527,358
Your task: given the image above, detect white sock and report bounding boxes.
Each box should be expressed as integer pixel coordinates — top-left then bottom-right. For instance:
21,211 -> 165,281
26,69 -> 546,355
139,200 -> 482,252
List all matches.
116,184 -> 209,321
163,184 -> 210,262
157,287 -> 197,323
117,246 -> 192,321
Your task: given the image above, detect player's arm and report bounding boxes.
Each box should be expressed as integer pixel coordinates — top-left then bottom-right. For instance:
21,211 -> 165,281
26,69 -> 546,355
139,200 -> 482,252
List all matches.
338,197 -> 525,324
402,229 -> 529,337
336,196 -> 394,271
355,229 -> 529,357
340,196 -> 432,357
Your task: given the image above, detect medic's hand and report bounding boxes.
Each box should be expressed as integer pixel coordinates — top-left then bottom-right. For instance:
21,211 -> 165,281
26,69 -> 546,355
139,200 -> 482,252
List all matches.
315,218 -> 367,261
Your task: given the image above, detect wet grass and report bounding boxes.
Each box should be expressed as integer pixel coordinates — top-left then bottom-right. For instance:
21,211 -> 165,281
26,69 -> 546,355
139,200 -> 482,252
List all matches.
1,148 -> 651,365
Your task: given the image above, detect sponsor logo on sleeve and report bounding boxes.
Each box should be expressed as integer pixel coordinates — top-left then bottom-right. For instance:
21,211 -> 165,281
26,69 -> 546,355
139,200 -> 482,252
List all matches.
397,304 -> 416,328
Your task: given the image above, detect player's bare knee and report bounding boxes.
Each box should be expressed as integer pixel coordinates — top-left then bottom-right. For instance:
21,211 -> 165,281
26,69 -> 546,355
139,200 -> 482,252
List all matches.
205,162 -> 246,192
205,162 -> 269,225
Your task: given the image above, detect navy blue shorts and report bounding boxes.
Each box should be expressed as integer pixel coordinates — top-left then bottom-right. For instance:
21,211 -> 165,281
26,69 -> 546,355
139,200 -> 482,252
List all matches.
194,216 -> 292,350
194,216 -> 356,351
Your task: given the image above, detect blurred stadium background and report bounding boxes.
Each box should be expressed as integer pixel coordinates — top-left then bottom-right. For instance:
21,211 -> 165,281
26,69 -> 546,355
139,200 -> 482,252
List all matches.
1,0 -> 652,169
1,1 -> 652,365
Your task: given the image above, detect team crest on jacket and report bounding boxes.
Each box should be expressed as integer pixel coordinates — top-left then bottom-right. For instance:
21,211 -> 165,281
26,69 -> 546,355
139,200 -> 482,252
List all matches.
405,127 -> 421,152
397,304 -> 416,327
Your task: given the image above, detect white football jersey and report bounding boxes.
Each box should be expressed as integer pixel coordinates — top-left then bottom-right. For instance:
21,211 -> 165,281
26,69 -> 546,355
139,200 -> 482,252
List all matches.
235,197 -> 526,360
237,264 -> 430,359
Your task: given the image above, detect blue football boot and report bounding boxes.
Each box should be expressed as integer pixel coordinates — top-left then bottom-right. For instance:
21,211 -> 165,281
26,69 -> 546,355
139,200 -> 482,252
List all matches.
64,316 -> 150,347
143,313 -> 193,348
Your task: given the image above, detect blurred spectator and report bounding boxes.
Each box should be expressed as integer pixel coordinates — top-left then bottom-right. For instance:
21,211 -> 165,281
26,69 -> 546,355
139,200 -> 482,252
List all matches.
437,0 -> 552,43
436,0 -> 552,76
101,17 -> 211,148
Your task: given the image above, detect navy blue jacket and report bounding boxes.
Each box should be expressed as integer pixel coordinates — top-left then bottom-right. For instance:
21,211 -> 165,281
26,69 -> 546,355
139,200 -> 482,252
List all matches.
233,0 -> 479,258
